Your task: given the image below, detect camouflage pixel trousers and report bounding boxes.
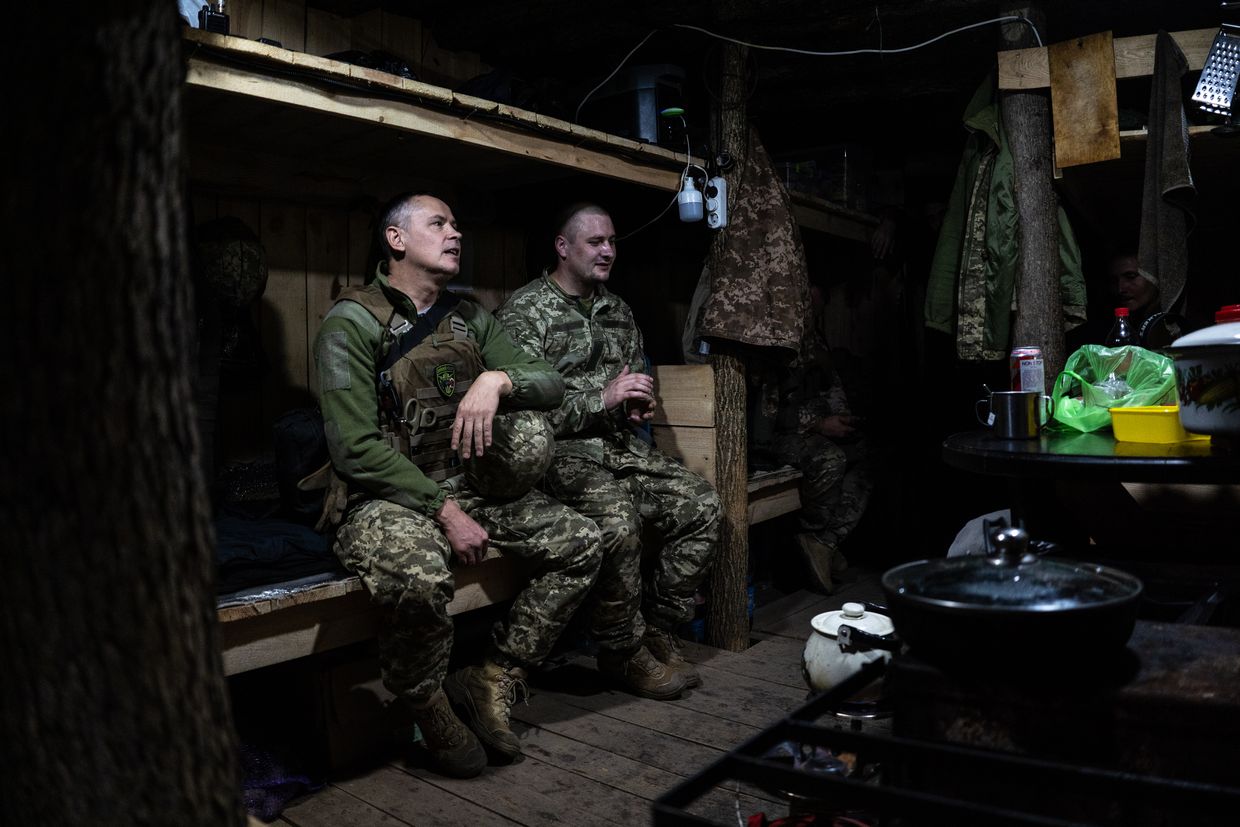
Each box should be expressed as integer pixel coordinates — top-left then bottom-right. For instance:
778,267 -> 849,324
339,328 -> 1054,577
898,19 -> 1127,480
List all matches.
333,489 -> 602,704
776,433 -> 872,551
541,442 -> 720,652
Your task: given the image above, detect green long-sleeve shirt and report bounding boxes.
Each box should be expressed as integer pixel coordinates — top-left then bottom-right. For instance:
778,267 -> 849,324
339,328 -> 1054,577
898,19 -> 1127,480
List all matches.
313,268 -> 564,517
496,274 -> 647,460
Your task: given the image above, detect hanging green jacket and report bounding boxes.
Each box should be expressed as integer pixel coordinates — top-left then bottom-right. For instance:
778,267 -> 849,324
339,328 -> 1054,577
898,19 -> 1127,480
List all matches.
925,76 -> 1086,360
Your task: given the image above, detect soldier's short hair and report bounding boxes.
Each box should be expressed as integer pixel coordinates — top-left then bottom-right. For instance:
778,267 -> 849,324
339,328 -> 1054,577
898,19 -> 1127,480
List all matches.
552,202 -> 611,243
378,191 -> 434,260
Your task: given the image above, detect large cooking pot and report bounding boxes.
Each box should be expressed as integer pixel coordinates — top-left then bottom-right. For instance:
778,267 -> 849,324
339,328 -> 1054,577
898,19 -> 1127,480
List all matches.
881,527 -> 1142,666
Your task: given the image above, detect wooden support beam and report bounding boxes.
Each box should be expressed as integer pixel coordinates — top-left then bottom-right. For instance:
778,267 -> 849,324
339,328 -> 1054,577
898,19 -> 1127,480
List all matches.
999,27 -> 1216,90
1002,7 -> 1068,388
704,36 -> 752,654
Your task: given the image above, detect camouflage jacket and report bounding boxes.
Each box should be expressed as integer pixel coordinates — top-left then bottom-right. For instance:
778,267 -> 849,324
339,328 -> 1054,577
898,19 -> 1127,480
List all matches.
314,265 -> 564,517
496,275 -> 648,461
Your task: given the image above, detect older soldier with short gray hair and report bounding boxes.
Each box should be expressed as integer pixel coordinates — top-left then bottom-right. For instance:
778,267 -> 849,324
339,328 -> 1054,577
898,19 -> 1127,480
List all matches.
313,192 -> 603,778
497,203 -> 720,699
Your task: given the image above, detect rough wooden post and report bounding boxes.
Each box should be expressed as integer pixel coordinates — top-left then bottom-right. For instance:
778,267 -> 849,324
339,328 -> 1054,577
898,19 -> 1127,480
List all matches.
704,40 -> 751,652
1002,5 -> 1067,385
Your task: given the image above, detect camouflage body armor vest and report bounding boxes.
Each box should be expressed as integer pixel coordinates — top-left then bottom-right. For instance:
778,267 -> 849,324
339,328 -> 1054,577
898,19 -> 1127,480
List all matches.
334,287 -> 554,501
340,287 -> 483,484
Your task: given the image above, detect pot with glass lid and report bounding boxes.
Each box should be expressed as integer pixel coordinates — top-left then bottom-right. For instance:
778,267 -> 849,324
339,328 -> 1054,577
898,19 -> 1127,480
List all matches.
881,527 -> 1143,665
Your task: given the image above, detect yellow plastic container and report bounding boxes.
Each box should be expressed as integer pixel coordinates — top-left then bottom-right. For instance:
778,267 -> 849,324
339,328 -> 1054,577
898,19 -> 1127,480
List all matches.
1108,405 -> 1207,443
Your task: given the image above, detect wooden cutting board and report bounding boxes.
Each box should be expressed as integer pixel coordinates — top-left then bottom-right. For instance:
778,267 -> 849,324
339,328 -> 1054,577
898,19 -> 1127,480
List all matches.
1048,31 -> 1121,168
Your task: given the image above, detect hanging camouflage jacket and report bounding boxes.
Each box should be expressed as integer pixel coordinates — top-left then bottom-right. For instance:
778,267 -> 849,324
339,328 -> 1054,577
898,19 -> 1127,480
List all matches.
496,274 -> 648,462
314,265 -> 564,517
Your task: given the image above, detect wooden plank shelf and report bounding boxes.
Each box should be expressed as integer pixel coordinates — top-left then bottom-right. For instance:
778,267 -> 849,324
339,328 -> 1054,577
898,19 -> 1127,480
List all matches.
182,28 -> 876,239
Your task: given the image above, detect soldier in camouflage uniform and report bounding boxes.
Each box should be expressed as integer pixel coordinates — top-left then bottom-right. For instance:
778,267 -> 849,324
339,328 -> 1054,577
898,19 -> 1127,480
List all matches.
496,204 -> 720,699
755,284 -> 872,592
313,193 -> 603,777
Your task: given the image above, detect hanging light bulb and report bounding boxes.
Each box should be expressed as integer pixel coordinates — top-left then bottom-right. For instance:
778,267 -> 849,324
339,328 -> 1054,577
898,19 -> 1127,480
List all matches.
678,174 -> 704,222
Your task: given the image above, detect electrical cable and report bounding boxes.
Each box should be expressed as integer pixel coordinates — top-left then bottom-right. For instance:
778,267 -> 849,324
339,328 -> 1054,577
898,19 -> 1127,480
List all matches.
673,15 -> 1044,53
591,13 -> 1047,238
620,122 -> 705,240
575,29 -> 659,123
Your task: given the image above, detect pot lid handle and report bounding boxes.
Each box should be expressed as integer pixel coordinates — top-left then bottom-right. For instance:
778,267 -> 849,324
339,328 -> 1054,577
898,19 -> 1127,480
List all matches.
991,526 -> 1034,567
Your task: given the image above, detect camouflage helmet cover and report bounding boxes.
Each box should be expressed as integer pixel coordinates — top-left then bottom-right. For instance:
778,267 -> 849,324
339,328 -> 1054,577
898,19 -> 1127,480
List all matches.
461,410 -> 554,499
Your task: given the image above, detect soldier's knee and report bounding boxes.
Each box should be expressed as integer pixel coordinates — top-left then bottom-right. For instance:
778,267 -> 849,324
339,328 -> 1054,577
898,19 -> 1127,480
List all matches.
550,512 -> 605,572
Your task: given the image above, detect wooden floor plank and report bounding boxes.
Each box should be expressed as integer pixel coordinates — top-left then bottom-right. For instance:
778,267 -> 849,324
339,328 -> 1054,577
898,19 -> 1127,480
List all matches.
281,785 -> 413,826
528,656 -> 804,753
512,717 -> 785,824
752,589 -> 831,635
512,691 -> 786,808
334,765 -> 519,825
680,636 -> 809,691
267,586 -> 852,826
514,690 -> 725,776
393,751 -> 652,826
530,664 -> 762,752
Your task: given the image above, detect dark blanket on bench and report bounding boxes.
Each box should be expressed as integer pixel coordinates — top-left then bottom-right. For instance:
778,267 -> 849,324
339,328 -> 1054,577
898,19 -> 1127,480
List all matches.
214,515 -> 340,595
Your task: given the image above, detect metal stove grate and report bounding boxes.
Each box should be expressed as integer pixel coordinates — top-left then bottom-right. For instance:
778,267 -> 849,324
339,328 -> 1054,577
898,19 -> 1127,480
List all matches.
653,662 -> 1240,827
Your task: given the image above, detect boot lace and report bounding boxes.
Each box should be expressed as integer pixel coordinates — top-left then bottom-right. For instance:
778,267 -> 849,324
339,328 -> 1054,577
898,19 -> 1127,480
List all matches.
426,700 -> 464,747
495,670 -> 530,725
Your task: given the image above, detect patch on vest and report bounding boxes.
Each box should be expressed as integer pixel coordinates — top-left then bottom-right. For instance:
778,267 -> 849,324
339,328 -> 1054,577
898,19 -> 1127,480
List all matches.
435,363 -> 457,397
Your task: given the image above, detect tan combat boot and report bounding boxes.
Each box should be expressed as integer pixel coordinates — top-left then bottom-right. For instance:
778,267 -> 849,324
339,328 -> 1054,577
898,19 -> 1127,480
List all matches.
444,660 -> 529,761
797,533 -> 840,593
597,644 -> 688,700
408,688 -> 487,778
643,626 -> 702,689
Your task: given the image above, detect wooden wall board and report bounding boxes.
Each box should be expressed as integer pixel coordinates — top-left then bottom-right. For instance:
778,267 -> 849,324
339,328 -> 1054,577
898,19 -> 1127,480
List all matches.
211,197 -> 266,461
261,0 -> 306,52
651,424 -> 715,484
379,10 -> 423,69
259,200 -> 313,424
304,7 -> 351,57
226,0 -> 263,41
1048,31 -> 1121,168
347,8 -> 383,57
650,364 -> 716,427
346,207 -> 372,286
999,27 -> 1215,91
305,206 -> 348,389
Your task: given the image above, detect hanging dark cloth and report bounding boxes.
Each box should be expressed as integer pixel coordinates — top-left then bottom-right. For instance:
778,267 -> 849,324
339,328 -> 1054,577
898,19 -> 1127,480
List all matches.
1137,31 -> 1197,313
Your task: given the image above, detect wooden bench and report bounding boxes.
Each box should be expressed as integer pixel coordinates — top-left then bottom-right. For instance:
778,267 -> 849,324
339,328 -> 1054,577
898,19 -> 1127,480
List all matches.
218,364 -> 800,674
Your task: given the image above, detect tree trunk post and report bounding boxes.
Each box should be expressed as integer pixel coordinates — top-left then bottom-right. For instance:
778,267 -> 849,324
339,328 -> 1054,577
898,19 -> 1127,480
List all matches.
2,4 -> 243,824
1001,5 -> 1067,385
705,41 -> 752,652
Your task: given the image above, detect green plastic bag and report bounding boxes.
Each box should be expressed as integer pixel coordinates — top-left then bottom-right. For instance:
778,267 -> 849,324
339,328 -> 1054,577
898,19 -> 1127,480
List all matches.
1050,345 -> 1176,433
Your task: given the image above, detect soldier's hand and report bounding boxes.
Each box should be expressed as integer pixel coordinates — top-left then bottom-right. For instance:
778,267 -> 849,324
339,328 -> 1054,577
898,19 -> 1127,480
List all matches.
436,497 -> 489,566
602,365 -> 654,412
314,469 -> 350,532
625,396 -> 656,424
452,370 -> 513,459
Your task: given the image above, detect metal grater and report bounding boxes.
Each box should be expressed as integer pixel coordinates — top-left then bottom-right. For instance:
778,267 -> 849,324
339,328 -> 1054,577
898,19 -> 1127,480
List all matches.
1191,23 -> 1240,116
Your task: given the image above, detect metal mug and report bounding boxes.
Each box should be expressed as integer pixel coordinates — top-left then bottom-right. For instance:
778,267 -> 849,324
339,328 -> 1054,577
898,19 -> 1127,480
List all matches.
976,390 -> 1053,439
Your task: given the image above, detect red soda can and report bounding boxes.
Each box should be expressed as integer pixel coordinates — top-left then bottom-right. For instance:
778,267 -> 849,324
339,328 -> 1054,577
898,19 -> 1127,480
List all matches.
1010,346 -> 1045,395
